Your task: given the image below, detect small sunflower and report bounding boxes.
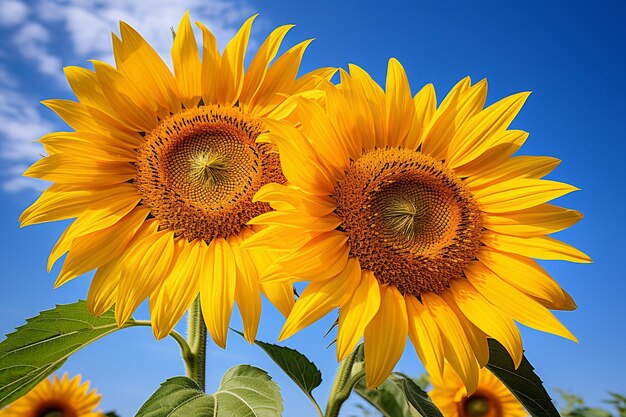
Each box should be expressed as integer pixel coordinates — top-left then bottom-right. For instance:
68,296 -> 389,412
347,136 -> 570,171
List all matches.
21,13 -> 333,346
431,366 -> 526,417
0,374 -> 103,417
246,59 -> 590,389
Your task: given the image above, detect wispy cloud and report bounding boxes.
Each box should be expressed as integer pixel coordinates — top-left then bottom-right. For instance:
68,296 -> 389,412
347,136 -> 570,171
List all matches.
0,0 -> 256,193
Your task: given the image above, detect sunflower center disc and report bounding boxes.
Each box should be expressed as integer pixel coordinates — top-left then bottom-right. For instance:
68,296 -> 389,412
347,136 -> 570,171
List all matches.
333,148 -> 482,296
136,106 -> 284,241
463,395 -> 492,417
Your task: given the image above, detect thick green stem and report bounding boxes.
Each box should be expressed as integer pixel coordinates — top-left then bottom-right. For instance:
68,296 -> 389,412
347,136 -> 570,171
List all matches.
325,348 -> 360,417
187,296 -> 207,390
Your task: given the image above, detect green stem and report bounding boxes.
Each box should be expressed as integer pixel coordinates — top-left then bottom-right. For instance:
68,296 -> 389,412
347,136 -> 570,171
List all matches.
325,348 -> 360,417
130,320 -> 194,376
187,296 -> 207,390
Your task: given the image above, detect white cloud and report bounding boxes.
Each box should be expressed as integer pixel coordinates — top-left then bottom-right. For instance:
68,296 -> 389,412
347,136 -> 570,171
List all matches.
0,0 -> 29,27
11,22 -> 63,81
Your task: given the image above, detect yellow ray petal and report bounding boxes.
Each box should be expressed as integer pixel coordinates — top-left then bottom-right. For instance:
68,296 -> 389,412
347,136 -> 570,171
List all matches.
447,92 -> 530,168
481,232 -> 591,263
24,154 -> 135,185
240,225 -> 316,251
405,294 -> 445,380
454,129 -> 528,177
474,179 -> 579,213
248,210 -> 341,232
482,204 -> 583,237
216,15 -> 257,106
229,234 -> 262,343
196,21 -> 221,105
64,66 -> 116,116
464,261 -> 577,342
39,131 -> 136,162
403,83 -> 436,149
261,230 -> 350,282
240,24 -> 294,108
347,64 -> 386,148
385,58 -> 415,147
465,156 -> 560,189
422,292 -> 480,393
116,21 -> 180,115
201,237 -> 237,348
338,67 -> 376,150
319,80 -> 362,160
363,285 -> 408,388
262,118 -> 337,194
476,247 -> 571,308
280,258 -> 361,341
151,239 -> 204,340
86,219 -> 159,316
253,183 -> 337,217
115,230 -> 175,325
172,12 -> 201,108
261,281 -> 295,318
56,207 -> 149,287
449,280 -> 523,368
48,189 -> 143,271
336,268 -> 381,360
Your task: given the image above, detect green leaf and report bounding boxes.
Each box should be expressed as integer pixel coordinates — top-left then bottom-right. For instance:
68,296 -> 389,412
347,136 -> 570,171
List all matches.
232,329 -> 321,408
353,378 -> 413,417
135,365 -> 283,417
486,339 -> 559,417
390,373 -> 443,417
0,300 -> 135,407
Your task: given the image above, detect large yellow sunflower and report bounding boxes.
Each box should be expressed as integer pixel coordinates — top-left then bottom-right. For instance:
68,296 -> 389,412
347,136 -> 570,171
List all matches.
0,374 -> 103,417
431,366 -> 526,417
246,59 -> 590,390
21,13 -> 333,346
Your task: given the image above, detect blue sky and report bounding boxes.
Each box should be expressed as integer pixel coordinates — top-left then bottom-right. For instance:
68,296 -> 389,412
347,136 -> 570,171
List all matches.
0,0 -> 625,416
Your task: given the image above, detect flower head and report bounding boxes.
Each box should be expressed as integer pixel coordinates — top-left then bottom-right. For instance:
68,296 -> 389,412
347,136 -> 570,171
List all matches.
431,366 -> 526,417
21,13 -> 333,346
0,374 -> 103,417
248,59 -> 590,389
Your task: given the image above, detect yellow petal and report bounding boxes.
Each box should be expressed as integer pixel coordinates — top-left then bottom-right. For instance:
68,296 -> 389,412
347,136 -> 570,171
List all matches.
402,83 -> 436,149
476,247 -> 571,308
229,234 -> 262,343
240,225 -> 316,251
247,210 -> 341,232
216,15 -> 257,106
172,11 -> 201,108
38,131 -> 136,162
239,24 -> 294,108
336,268 -> 381,360
464,261 -> 577,342
196,21 -> 221,105
474,179 -> 579,213
422,291 -> 480,393
56,207 -> 149,287
481,232 -> 591,263
279,258 -> 361,341
87,219 -> 159,316
201,237 -> 237,348
261,281 -> 295,318
151,239 -> 204,340
261,230 -> 350,282
449,279 -> 523,368
364,285 -> 408,388
385,58 -> 414,147
115,230 -> 175,325
24,154 -> 135,185
64,66 -> 115,116
116,21 -> 180,115
482,204 -> 583,237
405,294 -> 445,380
447,92 -> 530,168
346,64 -> 386,148
253,183 -> 337,217
465,156 -> 560,189
454,130 -> 528,177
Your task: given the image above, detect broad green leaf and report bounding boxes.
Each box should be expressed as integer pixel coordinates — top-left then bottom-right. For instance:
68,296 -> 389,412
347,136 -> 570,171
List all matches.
135,366 -> 283,417
354,378 -> 413,417
486,339 -> 559,417
390,373 -> 443,417
0,300 -> 136,407
232,329 -> 321,409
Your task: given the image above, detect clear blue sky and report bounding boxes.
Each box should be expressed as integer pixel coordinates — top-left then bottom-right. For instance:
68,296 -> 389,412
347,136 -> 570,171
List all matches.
0,1 -> 624,416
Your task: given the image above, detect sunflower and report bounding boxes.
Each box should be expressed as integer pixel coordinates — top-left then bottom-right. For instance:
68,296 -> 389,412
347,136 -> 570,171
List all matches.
430,366 -> 526,417
21,13 -> 334,346
0,374 -> 103,417
246,59 -> 590,390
